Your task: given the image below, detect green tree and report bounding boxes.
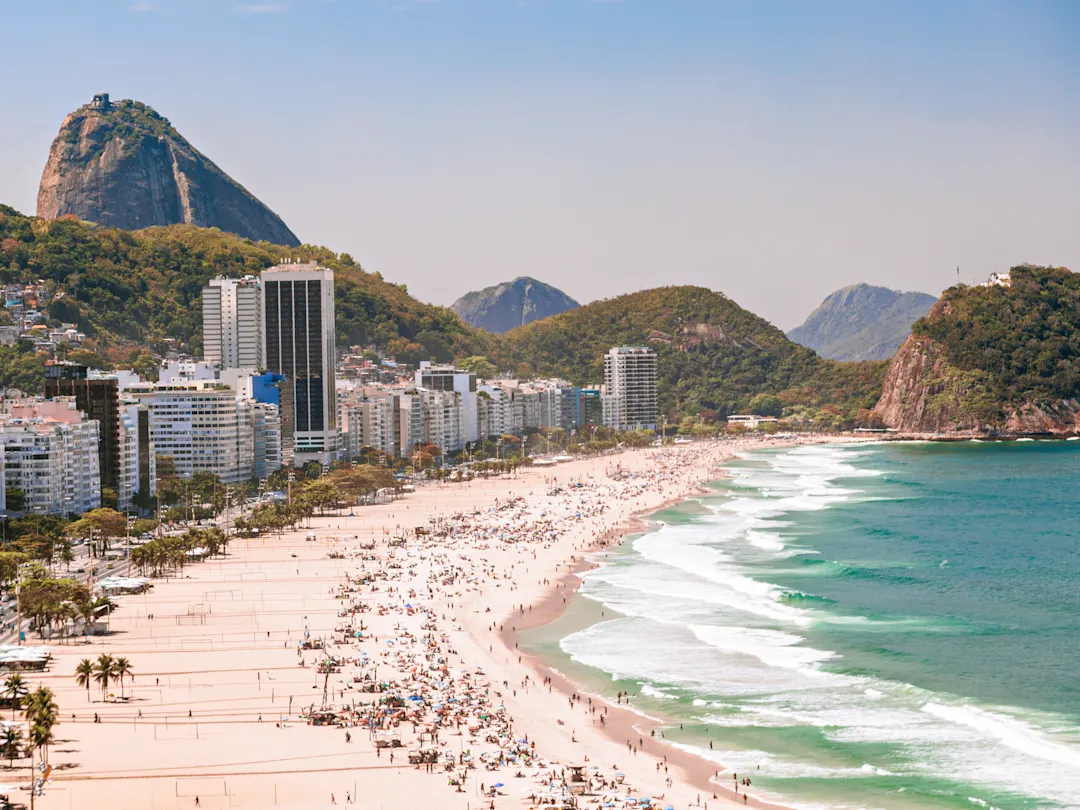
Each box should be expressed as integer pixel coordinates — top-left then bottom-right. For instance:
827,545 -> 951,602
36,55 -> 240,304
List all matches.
3,674 -> 28,720
113,657 -> 134,699
456,355 -> 497,379
748,393 -> 784,417
92,654 -> 114,701
74,658 -> 94,702
1,725 -> 21,766
4,488 -> 25,513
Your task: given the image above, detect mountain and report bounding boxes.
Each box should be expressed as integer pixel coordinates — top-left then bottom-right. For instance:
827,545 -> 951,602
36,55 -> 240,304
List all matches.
37,95 -> 300,246
500,286 -> 886,419
451,277 -> 579,333
788,283 -> 937,361
875,266 -> 1080,434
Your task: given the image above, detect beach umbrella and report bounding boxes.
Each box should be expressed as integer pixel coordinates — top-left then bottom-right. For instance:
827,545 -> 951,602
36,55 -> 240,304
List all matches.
493,783 -> 504,788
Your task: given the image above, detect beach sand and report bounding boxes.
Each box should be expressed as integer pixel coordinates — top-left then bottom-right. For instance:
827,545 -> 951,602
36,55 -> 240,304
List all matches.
18,435 -> 868,810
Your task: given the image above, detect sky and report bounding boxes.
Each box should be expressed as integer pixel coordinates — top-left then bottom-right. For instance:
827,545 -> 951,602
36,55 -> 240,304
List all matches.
2,0 -> 1079,329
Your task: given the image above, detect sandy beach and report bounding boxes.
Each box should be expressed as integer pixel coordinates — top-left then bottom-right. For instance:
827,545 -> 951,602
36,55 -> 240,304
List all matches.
16,435 -> 871,810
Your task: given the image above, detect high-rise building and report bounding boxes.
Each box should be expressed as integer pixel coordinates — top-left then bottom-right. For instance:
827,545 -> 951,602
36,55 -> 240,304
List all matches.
262,263 -> 338,466
118,403 -> 156,511
44,362 -> 119,496
603,346 -> 658,430
0,399 -> 101,515
130,381 -> 252,484
202,276 -> 265,370
416,363 -> 478,443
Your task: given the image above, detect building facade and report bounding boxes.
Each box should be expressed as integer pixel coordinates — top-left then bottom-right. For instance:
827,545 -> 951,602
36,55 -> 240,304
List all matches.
416,364 -> 478,444
118,403 -> 156,511
132,382 -> 252,484
262,263 -> 338,466
202,275 -> 265,370
603,346 -> 658,430
44,362 -> 119,496
0,400 -> 101,515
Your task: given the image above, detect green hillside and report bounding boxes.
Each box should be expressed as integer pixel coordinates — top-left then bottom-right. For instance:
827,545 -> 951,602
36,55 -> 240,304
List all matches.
0,205 -> 491,364
913,265 -> 1080,403
500,286 -> 886,418
0,206 -> 883,423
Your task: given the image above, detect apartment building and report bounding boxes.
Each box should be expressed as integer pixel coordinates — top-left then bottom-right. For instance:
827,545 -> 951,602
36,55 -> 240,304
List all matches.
202,275 -> 265,370
603,346 -> 659,430
0,399 -> 101,515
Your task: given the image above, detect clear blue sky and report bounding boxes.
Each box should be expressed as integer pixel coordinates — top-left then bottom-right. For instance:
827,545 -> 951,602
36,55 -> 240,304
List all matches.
3,0 -> 1078,327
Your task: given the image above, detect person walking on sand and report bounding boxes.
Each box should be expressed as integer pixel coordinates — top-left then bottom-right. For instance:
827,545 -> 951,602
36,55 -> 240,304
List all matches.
195,798 -> 200,807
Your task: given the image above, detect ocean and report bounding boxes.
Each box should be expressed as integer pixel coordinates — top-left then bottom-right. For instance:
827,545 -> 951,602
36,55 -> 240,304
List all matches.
520,441 -> 1080,810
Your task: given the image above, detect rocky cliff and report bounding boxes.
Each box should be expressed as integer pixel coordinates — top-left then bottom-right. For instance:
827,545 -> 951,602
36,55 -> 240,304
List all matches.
874,267 -> 1080,434
37,95 -> 299,246
451,277 -> 579,333
788,283 -> 937,361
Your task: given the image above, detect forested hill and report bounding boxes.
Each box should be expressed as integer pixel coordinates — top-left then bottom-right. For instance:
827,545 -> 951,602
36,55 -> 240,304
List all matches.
875,266 -> 1080,433
0,206 -> 884,423
0,205 -> 491,363
500,286 -> 886,419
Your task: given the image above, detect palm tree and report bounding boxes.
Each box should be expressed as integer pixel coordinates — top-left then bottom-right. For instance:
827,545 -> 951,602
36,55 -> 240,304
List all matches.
113,657 -> 133,699
92,654 -> 114,701
1,725 -> 21,767
24,687 -> 57,735
74,659 -> 94,703
3,674 -> 27,721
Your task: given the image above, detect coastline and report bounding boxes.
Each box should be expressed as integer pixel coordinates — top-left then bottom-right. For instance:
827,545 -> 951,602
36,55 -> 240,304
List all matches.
23,433 -> 873,810
492,435 -> 873,810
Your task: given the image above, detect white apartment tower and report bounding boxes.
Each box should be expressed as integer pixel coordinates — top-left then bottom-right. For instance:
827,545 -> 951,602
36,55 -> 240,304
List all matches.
261,263 -> 339,466
415,363 -> 478,443
202,276 -> 265,370
0,400 -> 101,515
603,346 -> 659,430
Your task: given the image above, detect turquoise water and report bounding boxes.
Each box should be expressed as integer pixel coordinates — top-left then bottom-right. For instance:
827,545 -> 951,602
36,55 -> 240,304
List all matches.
521,441 -> 1080,810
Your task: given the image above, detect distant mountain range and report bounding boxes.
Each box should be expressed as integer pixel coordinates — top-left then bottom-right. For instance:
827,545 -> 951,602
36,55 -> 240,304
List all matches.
788,283 -> 937,362
451,277 -> 579,333
37,94 -> 299,246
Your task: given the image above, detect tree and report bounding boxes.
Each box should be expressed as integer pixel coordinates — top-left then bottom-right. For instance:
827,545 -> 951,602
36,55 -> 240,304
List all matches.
100,487 -> 119,510
457,356 -> 497,379
1,725 -> 21,767
3,674 -> 27,720
93,654 -> 115,701
65,508 -> 127,556
113,657 -> 133,699
24,687 -> 58,738
4,488 -> 25,513
748,393 -> 784,418
74,658 -> 94,702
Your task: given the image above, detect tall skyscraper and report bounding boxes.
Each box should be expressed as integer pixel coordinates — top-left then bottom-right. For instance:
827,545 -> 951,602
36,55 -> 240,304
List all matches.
261,262 -> 338,465
44,362 -> 119,496
603,346 -> 659,430
202,275 -> 265,370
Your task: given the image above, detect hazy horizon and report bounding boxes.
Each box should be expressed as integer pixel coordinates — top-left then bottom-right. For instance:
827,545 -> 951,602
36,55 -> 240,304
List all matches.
3,0 -> 1078,329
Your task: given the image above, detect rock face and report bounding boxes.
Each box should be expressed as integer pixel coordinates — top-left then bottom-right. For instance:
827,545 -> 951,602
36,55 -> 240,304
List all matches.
788,283 -> 937,361
451,277 -> 579,333
874,279 -> 1080,435
37,95 -> 299,246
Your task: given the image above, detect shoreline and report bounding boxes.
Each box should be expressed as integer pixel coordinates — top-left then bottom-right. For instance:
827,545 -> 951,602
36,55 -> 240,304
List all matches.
23,433 -> 872,810
493,435 -> 872,810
